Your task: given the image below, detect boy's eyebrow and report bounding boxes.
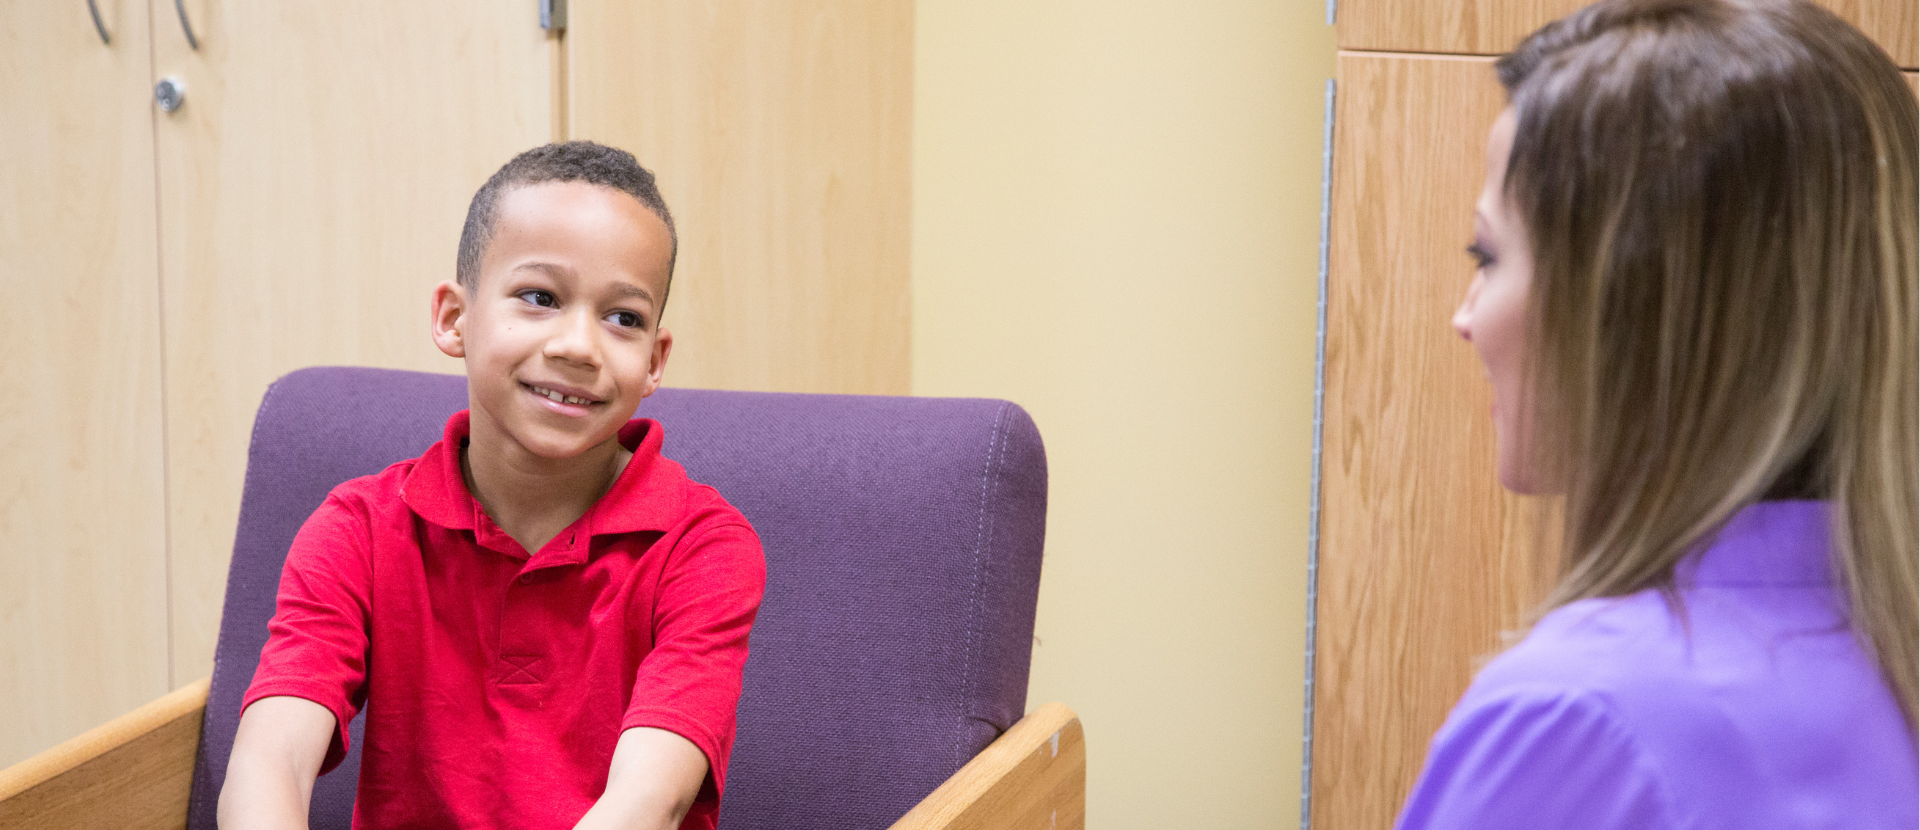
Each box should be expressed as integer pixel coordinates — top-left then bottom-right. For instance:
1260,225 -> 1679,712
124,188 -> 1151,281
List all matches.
512,261 -> 575,279
608,282 -> 654,304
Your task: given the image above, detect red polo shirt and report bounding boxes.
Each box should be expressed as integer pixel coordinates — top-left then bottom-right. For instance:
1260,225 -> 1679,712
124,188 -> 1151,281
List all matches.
243,411 -> 765,830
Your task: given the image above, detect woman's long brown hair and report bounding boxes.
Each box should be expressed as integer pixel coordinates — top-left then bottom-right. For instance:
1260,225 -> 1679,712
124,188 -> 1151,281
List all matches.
1497,0 -> 1918,727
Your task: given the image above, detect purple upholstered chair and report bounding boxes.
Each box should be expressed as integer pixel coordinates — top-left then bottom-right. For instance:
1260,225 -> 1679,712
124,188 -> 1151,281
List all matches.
0,366 -> 1084,830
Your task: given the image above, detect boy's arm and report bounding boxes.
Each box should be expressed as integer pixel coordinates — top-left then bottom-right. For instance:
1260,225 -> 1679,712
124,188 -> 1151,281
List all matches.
217,695 -> 337,830
571,727 -> 711,830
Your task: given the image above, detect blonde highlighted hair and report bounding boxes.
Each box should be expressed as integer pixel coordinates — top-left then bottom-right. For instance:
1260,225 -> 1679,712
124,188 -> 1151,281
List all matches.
1497,0 -> 1918,725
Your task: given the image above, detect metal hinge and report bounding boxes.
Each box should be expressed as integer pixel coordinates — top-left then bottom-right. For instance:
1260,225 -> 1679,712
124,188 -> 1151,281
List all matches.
540,0 -> 567,32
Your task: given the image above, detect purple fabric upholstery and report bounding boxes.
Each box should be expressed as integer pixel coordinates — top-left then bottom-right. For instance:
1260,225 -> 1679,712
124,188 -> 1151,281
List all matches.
184,366 -> 1048,830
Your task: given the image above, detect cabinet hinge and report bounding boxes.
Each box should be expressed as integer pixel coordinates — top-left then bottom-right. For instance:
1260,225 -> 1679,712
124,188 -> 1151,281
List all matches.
541,0 -> 567,32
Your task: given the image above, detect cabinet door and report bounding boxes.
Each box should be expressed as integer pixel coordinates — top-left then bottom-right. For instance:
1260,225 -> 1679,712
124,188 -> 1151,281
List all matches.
1314,49 -> 1917,830
151,0 -> 556,682
1338,0 -> 1917,69
1313,53 -> 1537,830
566,1 -> 913,395
0,0 -> 170,766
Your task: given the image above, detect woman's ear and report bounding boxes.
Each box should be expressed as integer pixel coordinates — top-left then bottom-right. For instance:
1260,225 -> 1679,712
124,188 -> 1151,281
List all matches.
430,280 -> 468,358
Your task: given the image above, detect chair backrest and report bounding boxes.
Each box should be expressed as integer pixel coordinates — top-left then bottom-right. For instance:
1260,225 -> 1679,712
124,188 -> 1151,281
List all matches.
184,366 -> 1047,830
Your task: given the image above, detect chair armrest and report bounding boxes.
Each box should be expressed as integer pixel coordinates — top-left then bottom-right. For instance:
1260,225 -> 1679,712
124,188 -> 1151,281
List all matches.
889,702 -> 1085,830
0,676 -> 210,830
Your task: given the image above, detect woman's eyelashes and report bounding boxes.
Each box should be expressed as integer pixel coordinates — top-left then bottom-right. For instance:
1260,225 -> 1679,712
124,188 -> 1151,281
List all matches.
1467,241 -> 1496,270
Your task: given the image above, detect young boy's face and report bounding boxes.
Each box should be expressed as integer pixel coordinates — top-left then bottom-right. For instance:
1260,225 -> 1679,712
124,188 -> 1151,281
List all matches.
431,181 -> 674,462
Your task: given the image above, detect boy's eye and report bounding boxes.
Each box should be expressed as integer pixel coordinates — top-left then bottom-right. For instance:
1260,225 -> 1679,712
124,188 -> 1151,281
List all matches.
518,289 -> 558,308
607,310 -> 643,329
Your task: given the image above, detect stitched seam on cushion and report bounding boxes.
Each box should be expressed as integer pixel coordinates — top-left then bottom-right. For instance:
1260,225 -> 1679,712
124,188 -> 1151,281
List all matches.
214,374 -> 289,678
191,374 -> 291,826
960,403 -> 1012,768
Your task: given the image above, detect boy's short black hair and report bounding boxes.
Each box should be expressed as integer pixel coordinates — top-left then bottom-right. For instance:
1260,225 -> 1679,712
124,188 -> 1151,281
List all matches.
456,141 -> 678,304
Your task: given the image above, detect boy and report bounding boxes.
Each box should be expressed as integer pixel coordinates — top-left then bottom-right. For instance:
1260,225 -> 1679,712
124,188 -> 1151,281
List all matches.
218,142 -> 766,830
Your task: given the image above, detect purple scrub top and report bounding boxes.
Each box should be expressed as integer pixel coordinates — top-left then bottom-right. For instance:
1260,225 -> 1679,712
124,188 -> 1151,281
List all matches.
1395,500 -> 1917,830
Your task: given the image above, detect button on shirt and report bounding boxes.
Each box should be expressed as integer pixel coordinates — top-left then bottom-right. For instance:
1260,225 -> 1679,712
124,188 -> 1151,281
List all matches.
243,411 -> 766,830
1396,500 -> 1917,830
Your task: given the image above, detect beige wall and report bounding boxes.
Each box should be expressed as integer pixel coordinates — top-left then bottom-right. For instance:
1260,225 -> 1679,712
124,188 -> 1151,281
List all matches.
912,2 -> 1334,825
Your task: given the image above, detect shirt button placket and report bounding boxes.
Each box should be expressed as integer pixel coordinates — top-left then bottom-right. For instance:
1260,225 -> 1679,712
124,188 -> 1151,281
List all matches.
497,568 -> 544,689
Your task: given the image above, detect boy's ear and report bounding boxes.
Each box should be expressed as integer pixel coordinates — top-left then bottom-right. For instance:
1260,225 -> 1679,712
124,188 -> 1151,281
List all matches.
642,328 -> 673,398
430,280 -> 468,359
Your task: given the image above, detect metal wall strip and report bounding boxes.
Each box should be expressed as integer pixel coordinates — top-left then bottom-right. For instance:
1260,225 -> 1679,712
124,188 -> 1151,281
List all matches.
1299,76 -> 1336,830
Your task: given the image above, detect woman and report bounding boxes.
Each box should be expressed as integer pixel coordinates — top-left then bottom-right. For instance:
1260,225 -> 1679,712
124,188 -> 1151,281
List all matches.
1402,1 -> 1916,827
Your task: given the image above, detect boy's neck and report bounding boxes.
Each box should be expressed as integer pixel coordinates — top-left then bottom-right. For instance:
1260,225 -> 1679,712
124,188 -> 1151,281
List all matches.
459,421 -> 634,557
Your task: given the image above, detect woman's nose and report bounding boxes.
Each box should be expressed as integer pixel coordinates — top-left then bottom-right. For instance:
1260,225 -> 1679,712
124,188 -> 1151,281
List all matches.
1453,280 -> 1478,341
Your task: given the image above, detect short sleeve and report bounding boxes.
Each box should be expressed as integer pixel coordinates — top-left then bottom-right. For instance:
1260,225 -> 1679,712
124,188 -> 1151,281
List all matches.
621,522 -> 767,803
241,490 -> 375,774
1394,686 -> 1678,830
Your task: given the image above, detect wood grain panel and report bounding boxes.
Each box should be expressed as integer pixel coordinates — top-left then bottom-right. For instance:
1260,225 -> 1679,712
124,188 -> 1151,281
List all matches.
567,1 -> 913,395
889,703 -> 1085,830
0,0 -> 170,767
0,678 -> 207,829
152,1 -> 555,685
1338,0 -> 1917,69
1313,52 -> 1544,830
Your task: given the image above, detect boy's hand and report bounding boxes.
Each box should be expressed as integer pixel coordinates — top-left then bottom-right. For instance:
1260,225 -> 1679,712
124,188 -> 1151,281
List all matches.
571,727 -> 710,830
218,696 -> 337,830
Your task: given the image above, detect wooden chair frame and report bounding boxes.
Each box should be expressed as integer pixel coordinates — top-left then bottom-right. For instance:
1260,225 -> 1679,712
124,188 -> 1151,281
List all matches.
0,681 -> 1083,830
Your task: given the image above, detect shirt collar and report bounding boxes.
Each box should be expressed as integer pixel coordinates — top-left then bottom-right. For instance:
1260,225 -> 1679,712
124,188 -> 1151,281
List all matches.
1678,500 -> 1833,587
401,410 -> 685,561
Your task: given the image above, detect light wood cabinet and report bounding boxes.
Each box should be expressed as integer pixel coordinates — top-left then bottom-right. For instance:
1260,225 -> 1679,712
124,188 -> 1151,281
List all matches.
1314,53 -> 1534,830
151,0 -> 555,689
2,0 -> 912,768
1313,1 -> 1918,828
568,1 -> 913,395
1337,0 -> 1917,68
0,0 -> 172,769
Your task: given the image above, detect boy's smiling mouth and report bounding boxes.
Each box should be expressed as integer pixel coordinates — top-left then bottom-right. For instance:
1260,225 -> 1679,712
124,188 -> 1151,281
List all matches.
523,382 -> 601,407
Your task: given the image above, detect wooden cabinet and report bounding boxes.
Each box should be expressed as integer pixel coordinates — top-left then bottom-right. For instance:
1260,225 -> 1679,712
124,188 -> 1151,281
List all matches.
1337,0 -> 1917,68
0,0 -> 171,771
569,1 -> 913,396
1314,54 -> 1533,830
1313,1 -> 1918,828
151,0 -> 555,689
1,0 -> 912,767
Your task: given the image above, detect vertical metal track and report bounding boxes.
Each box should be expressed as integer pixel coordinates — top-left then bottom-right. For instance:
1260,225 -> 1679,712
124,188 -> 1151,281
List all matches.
1300,76 -> 1336,830
1327,0 -> 1337,27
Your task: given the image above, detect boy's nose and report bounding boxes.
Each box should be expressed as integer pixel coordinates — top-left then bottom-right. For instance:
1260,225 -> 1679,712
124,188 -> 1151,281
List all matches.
544,310 -> 599,366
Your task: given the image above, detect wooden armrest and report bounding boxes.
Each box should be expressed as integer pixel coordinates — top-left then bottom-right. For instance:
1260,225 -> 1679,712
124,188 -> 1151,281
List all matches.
889,702 -> 1085,830
0,677 -> 210,830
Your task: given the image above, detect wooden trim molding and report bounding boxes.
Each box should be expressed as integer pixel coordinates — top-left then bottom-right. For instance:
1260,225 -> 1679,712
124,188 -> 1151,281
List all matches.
889,702 -> 1087,830
0,677 -> 208,830
0,684 -> 1081,829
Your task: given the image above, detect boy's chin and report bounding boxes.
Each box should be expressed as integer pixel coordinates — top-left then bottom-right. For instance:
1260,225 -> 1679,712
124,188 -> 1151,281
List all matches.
526,434 -> 624,461
496,420 -> 629,462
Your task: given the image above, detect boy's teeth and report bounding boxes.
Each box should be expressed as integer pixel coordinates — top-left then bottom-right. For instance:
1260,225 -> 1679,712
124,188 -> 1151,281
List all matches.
531,385 -> 591,405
